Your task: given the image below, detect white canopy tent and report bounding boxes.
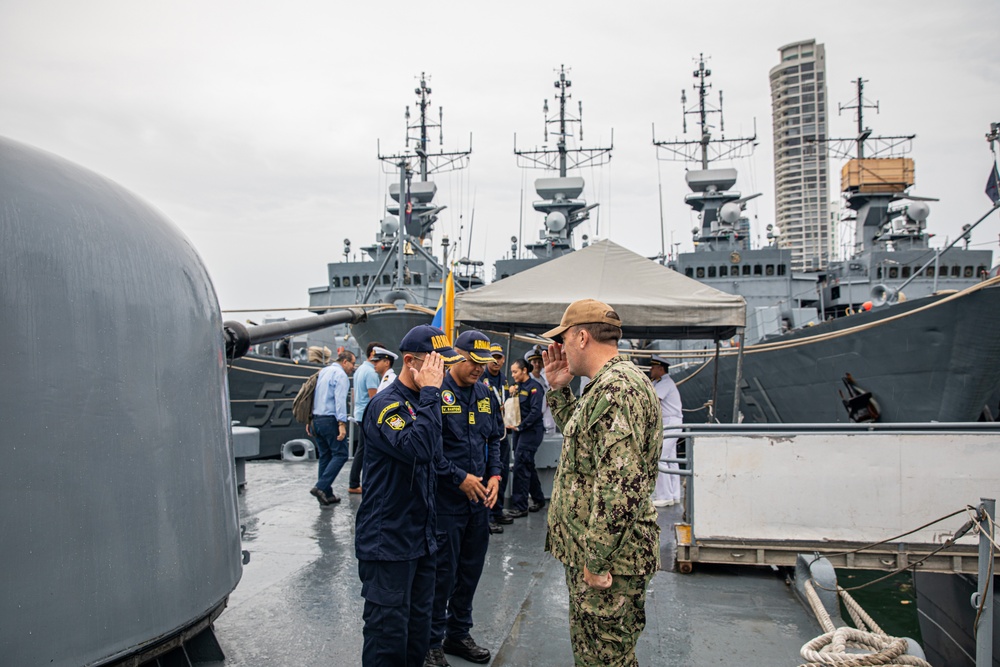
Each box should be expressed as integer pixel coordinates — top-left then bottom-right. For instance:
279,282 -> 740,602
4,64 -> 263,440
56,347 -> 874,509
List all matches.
455,239 -> 746,340
454,239 -> 748,422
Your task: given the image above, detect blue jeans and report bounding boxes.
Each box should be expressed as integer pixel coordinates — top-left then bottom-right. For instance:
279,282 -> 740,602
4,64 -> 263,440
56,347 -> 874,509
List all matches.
313,416 -> 348,496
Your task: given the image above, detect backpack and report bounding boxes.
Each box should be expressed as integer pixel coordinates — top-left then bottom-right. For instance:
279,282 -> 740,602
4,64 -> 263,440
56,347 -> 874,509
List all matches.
292,372 -> 320,425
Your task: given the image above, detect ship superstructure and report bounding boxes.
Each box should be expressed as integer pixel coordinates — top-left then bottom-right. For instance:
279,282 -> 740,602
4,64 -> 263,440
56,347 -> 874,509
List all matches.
493,65 -> 612,280
306,73 -> 474,351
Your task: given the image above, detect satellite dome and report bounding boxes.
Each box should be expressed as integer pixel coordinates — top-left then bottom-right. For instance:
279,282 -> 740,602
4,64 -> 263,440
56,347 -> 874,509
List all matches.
907,201 -> 930,222
381,215 -> 400,235
545,210 -> 567,232
720,202 -> 742,224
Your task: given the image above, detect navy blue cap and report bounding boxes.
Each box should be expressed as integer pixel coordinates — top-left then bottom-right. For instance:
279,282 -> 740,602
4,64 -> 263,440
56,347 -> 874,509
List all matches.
398,324 -> 463,364
454,330 -> 493,364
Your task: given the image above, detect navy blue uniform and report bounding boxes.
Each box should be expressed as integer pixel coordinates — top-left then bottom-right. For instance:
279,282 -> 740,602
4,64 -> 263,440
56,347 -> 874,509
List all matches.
510,376 -> 546,511
356,378 -> 442,667
483,370 -> 510,521
430,372 -> 503,649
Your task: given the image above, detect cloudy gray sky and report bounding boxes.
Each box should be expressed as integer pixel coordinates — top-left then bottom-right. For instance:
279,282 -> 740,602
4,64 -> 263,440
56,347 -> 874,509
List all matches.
3,0 -> 998,323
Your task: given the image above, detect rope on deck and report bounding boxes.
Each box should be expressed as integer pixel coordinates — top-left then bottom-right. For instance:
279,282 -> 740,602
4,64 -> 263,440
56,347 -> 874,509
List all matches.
799,579 -> 931,667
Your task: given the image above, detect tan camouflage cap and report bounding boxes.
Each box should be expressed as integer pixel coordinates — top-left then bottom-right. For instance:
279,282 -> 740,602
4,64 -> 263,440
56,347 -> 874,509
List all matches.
542,298 -> 622,342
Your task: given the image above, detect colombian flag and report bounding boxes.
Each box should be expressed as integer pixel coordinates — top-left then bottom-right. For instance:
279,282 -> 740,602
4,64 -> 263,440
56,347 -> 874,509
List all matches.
430,269 -> 456,342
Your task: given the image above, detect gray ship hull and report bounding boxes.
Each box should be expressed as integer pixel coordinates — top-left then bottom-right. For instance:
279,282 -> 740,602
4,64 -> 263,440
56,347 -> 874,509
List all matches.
677,286 -> 1000,424
351,308 -> 433,353
227,353 -> 317,458
914,572 -> 999,667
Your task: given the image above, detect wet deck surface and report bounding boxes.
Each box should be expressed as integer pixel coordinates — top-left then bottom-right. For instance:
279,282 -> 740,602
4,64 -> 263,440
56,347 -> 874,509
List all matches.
212,460 -> 823,666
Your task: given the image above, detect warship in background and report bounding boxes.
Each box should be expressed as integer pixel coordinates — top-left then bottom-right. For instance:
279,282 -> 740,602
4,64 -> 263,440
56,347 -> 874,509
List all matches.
493,65 -> 612,280
227,74 -> 473,457
309,72 -> 476,352
651,59 -> 1000,424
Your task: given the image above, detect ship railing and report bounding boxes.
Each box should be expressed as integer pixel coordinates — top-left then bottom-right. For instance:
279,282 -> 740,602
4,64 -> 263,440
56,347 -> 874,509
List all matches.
665,421 -> 999,578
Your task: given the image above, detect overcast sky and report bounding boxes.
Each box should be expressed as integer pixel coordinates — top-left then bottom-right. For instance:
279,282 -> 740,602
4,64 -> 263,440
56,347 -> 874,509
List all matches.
3,1 -> 998,323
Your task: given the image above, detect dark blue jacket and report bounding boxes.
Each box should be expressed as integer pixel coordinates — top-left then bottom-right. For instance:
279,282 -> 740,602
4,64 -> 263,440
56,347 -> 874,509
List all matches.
482,370 -> 507,434
435,373 -> 503,514
514,376 -> 545,433
355,378 -> 442,561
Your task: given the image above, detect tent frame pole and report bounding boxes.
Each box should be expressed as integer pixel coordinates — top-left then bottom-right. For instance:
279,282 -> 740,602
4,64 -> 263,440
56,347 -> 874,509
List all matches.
731,328 -> 745,423
710,336 -> 720,423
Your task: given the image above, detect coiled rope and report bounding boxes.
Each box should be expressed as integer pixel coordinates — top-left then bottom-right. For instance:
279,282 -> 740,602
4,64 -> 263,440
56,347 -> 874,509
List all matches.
799,579 -> 931,667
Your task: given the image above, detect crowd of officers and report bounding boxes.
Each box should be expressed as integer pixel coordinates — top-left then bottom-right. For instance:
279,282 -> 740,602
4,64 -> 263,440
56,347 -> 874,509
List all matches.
321,298 -> 664,667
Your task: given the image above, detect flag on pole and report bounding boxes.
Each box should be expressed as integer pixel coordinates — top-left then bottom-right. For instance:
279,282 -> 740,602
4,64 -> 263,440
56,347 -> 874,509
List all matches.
430,270 -> 456,342
987,162 -> 1000,204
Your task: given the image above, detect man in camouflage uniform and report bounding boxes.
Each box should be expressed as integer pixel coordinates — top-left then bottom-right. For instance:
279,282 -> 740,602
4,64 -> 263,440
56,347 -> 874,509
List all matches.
540,299 -> 662,667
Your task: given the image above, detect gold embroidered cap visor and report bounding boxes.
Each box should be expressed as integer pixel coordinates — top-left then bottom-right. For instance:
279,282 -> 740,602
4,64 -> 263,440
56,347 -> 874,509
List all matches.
542,298 -> 623,342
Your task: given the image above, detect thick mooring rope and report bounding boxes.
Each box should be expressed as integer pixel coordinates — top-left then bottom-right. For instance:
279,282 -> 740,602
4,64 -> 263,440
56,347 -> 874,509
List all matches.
799,580 -> 931,667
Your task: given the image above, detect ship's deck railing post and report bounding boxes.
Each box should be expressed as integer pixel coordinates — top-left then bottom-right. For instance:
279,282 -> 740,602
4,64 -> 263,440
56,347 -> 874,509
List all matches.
976,497 -> 995,667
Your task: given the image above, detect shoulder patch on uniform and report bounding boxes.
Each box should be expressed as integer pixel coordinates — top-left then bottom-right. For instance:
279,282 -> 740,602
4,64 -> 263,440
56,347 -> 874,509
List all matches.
377,402 -> 401,425
477,398 -> 491,413
386,414 -> 406,431
530,387 -> 538,394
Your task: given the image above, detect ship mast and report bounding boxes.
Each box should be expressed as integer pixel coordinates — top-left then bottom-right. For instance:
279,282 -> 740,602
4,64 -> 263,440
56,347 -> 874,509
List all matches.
366,73 -> 472,300
510,65 -> 612,258
653,54 -> 756,167
513,65 -> 613,176
653,55 -> 758,253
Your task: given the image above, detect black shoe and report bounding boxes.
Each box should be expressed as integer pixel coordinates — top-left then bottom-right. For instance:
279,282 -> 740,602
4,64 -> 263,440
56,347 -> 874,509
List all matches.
327,492 -> 341,504
443,636 -> 490,664
493,513 -> 514,525
423,647 -> 450,667
503,508 -> 528,519
309,487 -> 331,506
528,499 -> 545,513
488,522 -> 504,534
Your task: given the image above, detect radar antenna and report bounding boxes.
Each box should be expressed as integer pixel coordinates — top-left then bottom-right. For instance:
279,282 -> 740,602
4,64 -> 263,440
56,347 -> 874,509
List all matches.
378,72 -> 472,178
653,54 -> 757,168
514,65 -> 613,176
814,78 -> 914,159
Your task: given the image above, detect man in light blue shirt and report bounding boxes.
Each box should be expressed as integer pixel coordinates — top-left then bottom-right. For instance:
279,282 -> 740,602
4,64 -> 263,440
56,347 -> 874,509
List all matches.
309,350 -> 356,506
348,341 -> 387,494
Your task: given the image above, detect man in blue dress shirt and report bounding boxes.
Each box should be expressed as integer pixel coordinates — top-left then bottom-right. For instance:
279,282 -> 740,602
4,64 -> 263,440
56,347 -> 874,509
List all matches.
348,341 -> 386,494
355,325 -> 461,667
425,331 -> 503,667
309,349 -> 356,506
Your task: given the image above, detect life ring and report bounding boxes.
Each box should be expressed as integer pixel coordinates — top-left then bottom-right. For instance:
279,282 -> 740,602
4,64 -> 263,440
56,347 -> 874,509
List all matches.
281,438 -> 316,462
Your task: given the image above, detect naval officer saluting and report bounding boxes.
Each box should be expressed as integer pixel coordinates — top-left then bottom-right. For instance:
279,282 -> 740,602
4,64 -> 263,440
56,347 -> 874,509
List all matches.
425,330 -> 504,666
355,325 -> 462,667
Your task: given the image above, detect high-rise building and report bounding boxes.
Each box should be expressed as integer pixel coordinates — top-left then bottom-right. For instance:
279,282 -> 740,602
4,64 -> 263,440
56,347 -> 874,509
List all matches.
769,39 -> 831,271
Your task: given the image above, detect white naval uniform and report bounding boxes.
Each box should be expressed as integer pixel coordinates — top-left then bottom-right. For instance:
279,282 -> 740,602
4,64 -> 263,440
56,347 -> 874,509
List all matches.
374,367 -> 396,394
653,373 -> 683,504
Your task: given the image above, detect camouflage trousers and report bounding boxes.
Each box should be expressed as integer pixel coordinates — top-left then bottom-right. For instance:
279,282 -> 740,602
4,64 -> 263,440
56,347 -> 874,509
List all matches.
564,565 -> 652,667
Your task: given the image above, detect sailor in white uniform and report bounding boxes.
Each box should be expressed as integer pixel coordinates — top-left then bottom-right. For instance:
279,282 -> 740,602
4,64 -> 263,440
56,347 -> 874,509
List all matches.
650,355 -> 683,507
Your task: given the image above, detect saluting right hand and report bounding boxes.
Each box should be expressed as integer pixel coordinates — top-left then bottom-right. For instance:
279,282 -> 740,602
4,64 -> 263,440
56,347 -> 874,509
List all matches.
412,351 -> 445,389
542,343 -> 573,390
